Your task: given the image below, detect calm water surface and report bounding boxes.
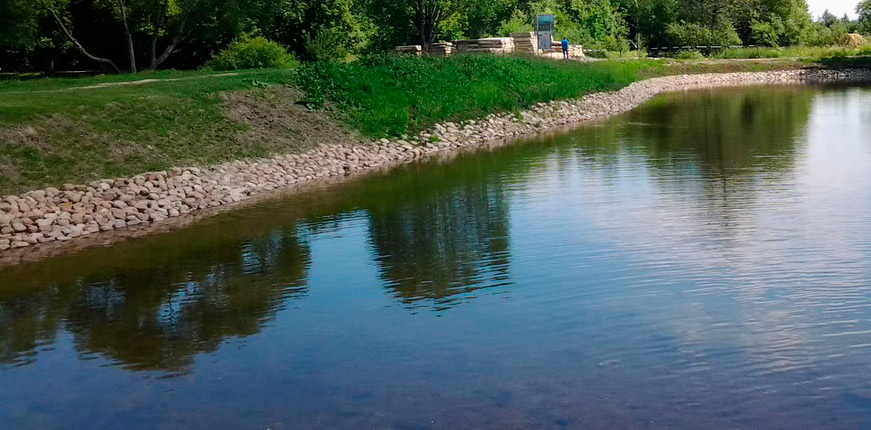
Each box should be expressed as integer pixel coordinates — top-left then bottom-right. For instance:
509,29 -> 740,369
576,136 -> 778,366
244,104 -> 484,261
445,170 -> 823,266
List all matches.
2,85 -> 871,429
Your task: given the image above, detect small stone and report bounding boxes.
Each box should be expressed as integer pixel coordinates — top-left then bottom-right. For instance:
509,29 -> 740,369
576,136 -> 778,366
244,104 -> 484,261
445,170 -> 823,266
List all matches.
36,219 -> 54,232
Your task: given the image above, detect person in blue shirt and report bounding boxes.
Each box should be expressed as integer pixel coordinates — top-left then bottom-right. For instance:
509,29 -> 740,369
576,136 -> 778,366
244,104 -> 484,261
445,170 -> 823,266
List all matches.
561,38 -> 570,59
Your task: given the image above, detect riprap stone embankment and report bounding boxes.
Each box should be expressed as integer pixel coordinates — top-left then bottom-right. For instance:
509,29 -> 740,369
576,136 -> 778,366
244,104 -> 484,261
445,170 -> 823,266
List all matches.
2,69 -> 869,255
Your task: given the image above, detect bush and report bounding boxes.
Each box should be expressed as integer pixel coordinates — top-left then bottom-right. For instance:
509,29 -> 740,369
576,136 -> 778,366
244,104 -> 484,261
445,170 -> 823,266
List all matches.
674,49 -> 705,60
206,35 -> 299,71
751,21 -> 781,47
804,23 -> 846,47
498,10 -> 534,35
304,28 -> 351,63
666,22 -> 741,47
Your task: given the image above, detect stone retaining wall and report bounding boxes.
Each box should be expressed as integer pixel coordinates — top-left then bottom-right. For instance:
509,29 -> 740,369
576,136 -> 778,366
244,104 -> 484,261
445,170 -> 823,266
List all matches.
2,69 -> 870,256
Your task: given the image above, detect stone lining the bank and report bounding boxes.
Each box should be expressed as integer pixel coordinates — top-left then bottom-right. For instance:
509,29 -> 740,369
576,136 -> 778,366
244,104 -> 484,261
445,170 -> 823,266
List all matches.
2,69 -> 869,253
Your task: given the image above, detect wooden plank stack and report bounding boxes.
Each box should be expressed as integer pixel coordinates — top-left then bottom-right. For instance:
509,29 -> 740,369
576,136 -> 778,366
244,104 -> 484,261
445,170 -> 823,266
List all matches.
511,32 -> 539,54
453,38 -> 515,55
549,41 -> 586,58
568,45 -> 585,58
395,45 -> 423,56
430,42 -> 454,57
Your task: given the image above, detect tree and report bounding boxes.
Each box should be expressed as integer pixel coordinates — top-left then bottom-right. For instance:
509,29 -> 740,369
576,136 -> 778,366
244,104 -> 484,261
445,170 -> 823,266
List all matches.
103,0 -> 137,72
461,0 -> 516,38
38,0 -> 122,73
412,0 -> 456,51
0,0 -> 41,49
819,9 -> 838,27
859,0 -> 871,33
266,0 -> 367,60
363,0 -> 457,52
616,0 -> 680,48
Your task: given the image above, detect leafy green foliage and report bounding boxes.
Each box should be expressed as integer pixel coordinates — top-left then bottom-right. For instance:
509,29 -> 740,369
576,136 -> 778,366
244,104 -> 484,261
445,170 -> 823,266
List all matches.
304,28 -> 351,63
206,35 -> 299,70
0,0 -> 40,48
5,0 -> 871,74
666,22 -> 742,47
496,10 -> 533,35
859,0 -> 871,34
675,49 -> 705,59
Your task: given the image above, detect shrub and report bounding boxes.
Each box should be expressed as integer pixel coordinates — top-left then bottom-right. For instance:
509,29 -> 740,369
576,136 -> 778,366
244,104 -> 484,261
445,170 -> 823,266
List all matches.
498,10 -> 534,35
803,24 -> 845,47
751,21 -> 781,47
674,49 -> 705,60
207,35 -> 299,71
666,22 -> 741,47
304,28 -> 351,63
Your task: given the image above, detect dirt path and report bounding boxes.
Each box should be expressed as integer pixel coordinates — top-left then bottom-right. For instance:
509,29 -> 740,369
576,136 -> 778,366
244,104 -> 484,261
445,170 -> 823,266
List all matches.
2,72 -> 243,95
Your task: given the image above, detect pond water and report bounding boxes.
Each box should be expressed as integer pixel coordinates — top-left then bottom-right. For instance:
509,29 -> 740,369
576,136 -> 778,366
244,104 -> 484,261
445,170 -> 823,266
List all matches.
2,85 -> 871,430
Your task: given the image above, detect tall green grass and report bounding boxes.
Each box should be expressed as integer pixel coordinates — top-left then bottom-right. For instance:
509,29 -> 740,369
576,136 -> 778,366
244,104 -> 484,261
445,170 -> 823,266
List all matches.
295,54 -> 663,137
710,45 -> 871,60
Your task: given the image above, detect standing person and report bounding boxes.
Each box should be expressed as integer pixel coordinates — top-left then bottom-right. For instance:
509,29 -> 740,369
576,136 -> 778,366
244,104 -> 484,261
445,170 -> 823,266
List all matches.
561,37 -> 570,59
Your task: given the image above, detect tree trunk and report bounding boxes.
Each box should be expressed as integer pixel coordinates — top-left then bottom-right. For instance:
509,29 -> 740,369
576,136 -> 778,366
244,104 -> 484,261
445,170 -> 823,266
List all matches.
148,15 -> 188,70
47,8 -> 121,74
413,0 -> 445,53
149,0 -> 169,69
117,0 -> 137,73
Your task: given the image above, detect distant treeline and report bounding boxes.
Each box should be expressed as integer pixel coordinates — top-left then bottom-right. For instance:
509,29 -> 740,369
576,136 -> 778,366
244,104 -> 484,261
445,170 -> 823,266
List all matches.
2,0 -> 871,73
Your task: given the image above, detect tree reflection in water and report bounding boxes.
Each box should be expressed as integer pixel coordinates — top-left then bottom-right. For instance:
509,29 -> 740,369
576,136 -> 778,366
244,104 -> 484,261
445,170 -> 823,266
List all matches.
367,178 -> 511,311
0,225 -> 310,373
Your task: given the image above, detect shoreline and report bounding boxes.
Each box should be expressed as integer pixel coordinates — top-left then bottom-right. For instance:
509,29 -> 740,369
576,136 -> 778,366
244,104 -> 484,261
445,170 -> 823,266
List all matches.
2,68 -> 870,265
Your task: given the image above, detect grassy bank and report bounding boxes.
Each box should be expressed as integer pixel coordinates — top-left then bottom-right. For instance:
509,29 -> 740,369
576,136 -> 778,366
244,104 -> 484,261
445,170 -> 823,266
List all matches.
0,69 -> 321,195
710,45 -> 871,60
0,55 -> 863,195
295,55 -> 661,137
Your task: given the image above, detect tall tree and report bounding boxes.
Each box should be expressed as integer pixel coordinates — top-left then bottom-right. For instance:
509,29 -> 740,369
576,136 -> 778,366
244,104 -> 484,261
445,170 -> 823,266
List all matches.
819,9 -> 838,27
363,0 -> 456,52
38,0 -> 122,72
113,0 -> 137,72
856,0 -> 871,23
0,0 -> 41,49
265,0 -> 365,60
412,0 -> 455,51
